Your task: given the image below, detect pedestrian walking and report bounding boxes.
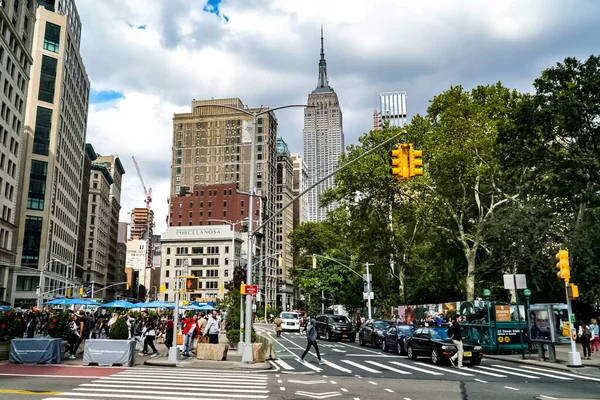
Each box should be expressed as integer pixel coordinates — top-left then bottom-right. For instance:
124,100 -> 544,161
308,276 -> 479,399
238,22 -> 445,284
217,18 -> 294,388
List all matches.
299,319 -> 325,365
274,316 -> 283,337
448,314 -> 464,368
140,313 -> 159,357
578,320 -> 592,360
182,314 -> 197,357
69,310 -> 92,359
589,318 -> 599,355
165,316 -> 174,350
204,310 -> 220,344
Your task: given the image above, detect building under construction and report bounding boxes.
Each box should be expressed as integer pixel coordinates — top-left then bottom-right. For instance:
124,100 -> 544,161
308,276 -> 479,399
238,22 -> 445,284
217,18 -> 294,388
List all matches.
130,208 -> 154,241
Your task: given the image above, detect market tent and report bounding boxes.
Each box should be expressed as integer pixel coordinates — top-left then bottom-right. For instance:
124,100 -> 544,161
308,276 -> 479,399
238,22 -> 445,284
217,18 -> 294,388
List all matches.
100,300 -> 138,309
64,298 -> 101,306
136,301 -> 174,309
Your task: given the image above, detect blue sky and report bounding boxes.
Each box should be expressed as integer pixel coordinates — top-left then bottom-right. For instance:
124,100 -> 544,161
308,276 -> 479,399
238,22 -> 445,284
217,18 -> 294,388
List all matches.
77,0 -> 600,230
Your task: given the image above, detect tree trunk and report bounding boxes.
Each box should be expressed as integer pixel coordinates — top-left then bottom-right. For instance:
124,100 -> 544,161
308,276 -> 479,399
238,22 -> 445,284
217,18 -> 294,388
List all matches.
465,248 -> 477,301
398,261 -> 405,304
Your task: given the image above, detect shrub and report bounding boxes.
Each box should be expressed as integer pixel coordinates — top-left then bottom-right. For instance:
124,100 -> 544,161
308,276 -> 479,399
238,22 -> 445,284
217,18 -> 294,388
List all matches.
48,310 -> 72,340
0,310 -> 25,341
109,317 -> 130,340
226,328 -> 257,347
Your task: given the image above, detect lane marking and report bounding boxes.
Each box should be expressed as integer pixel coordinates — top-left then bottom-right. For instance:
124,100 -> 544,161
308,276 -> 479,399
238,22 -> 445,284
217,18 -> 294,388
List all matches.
368,381 -> 377,385
538,396 -> 557,400
522,366 -> 600,383
275,359 -> 295,370
415,362 -> 474,376
385,388 -> 394,393
491,365 -> 572,381
341,388 -> 348,392
0,373 -> 107,379
73,388 -> 269,398
464,368 -> 506,378
280,387 -> 286,391
275,335 -> 323,372
504,386 -> 520,391
474,379 -> 488,383
0,389 -> 61,395
330,381 -> 337,384
119,370 -> 268,379
341,360 -> 381,373
477,366 -> 540,379
277,379 -> 283,384
365,360 -> 412,375
268,360 -> 281,371
389,361 -> 443,376
340,342 -> 382,355
79,384 -> 268,393
98,377 -> 267,385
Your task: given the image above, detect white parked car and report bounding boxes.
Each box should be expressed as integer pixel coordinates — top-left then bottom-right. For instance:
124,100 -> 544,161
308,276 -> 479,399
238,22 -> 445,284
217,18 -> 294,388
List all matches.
280,312 -> 301,332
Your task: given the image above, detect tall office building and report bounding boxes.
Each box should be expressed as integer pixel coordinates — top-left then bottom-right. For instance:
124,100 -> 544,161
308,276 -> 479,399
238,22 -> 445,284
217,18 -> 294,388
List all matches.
10,1 -> 89,307
276,138 -> 294,310
290,153 -> 309,228
94,154 -> 124,300
0,0 -> 37,303
171,98 -> 279,307
379,91 -> 407,128
302,29 -> 344,223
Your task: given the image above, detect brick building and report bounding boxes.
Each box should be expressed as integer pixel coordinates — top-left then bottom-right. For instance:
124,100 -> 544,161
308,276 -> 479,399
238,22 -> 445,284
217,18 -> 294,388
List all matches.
169,183 -> 260,229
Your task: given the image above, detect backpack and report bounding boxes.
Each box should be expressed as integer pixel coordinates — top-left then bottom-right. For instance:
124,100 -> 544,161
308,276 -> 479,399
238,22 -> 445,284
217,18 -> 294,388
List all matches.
583,327 -> 592,339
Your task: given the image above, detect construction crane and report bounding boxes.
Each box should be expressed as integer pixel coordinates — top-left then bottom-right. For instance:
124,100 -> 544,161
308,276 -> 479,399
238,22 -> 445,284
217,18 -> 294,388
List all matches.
132,156 -> 152,209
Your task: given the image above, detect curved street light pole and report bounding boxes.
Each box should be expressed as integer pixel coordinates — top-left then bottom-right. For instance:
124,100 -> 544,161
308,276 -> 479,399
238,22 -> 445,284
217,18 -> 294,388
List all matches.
194,103 -> 312,362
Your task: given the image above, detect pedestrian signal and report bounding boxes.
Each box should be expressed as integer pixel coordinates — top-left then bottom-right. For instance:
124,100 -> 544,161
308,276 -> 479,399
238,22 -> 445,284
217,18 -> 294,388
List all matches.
185,277 -> 199,292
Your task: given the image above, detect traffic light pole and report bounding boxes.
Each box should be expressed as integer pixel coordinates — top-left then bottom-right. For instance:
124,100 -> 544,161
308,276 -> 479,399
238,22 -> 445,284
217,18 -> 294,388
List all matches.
168,286 -> 180,363
565,281 -> 582,367
366,262 -> 373,320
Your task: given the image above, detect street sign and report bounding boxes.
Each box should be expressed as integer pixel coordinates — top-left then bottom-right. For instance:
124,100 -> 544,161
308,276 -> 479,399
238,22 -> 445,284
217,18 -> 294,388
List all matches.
503,274 -> 527,290
362,274 -> 371,282
495,305 -> 511,322
362,292 -> 374,300
245,285 -> 258,294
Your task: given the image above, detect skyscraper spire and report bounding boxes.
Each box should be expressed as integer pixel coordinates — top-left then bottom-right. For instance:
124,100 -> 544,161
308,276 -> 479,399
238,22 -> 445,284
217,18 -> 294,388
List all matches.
314,25 -> 332,93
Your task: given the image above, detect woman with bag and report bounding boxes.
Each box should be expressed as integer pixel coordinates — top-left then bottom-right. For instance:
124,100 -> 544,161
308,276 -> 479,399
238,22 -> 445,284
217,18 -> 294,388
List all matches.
274,316 -> 283,337
589,318 -> 599,355
577,320 -> 592,360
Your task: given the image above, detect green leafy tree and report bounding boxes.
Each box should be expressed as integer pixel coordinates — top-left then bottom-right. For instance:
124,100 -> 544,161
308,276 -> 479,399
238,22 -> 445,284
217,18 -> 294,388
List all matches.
109,317 -> 130,340
407,83 -> 521,301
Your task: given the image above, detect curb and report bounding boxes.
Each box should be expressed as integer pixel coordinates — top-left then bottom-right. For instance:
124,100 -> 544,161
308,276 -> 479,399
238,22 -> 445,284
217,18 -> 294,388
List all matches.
144,358 -> 272,370
485,355 -> 600,376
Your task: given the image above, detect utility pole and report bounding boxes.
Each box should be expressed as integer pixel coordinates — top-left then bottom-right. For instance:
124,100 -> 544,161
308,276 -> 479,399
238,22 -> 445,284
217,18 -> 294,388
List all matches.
365,262 -> 373,320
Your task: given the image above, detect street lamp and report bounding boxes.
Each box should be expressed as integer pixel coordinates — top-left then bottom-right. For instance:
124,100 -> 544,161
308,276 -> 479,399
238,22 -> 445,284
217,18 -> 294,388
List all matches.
524,289 -> 532,353
36,259 -> 72,309
195,102 -> 311,363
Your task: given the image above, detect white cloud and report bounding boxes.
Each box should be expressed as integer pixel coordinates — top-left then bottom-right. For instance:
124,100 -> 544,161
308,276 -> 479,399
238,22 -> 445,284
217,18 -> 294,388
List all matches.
78,0 -> 600,233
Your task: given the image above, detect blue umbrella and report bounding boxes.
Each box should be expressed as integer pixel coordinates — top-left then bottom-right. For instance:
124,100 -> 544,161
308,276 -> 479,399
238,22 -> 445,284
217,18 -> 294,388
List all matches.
65,298 -> 101,306
100,300 -> 138,309
198,304 -> 217,311
0,305 -> 11,311
140,301 -> 174,309
44,298 -> 70,305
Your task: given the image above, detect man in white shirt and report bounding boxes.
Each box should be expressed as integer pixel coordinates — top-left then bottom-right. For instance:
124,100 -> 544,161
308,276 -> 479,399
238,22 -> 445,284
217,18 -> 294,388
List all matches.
204,311 -> 220,344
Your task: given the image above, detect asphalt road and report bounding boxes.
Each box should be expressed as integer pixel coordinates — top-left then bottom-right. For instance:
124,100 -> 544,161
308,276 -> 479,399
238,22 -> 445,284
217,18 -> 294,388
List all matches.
256,322 -> 600,399
1,324 -> 599,400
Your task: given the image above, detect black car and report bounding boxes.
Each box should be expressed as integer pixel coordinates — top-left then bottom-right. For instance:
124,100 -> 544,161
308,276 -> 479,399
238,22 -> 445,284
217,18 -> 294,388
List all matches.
315,314 -> 356,342
405,326 -> 483,365
359,320 -> 390,348
381,324 -> 414,354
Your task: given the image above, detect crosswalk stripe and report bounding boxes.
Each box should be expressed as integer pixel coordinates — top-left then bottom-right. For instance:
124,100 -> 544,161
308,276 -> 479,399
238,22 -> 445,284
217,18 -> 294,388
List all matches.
321,359 -> 353,374
491,365 -> 572,381
275,359 -> 295,370
522,366 -> 600,383
119,371 -> 268,379
415,362 -> 474,376
73,388 -> 269,399
100,376 -> 266,385
89,381 -> 267,390
388,361 -> 443,376
79,384 -> 269,394
364,360 -> 412,375
341,360 -> 381,373
464,368 -> 506,378
477,366 -> 540,379
58,392 -> 268,400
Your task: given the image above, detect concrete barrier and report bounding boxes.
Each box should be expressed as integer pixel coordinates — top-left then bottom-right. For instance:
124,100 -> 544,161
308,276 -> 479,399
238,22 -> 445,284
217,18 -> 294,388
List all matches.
255,333 -> 275,360
196,343 -> 229,361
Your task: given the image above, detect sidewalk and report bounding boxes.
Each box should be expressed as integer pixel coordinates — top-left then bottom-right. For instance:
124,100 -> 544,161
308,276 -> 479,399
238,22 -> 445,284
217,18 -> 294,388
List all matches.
486,344 -> 600,376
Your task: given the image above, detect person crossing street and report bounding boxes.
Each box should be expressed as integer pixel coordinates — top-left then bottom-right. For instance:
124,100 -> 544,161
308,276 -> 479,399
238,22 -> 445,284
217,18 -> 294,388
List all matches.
449,314 -> 464,368
299,318 -> 325,365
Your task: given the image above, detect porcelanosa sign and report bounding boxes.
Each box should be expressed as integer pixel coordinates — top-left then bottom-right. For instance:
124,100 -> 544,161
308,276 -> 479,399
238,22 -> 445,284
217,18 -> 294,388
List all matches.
163,226 -> 231,240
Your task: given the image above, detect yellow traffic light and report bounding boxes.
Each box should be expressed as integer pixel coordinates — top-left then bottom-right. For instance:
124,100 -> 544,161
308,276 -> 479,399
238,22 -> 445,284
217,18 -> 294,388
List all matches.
556,249 -> 570,282
408,145 -> 423,177
312,255 -> 317,269
79,287 -> 84,295
67,288 -> 71,297
390,144 -> 409,181
567,283 -> 579,300
159,284 -> 166,293
240,283 -> 246,294
126,283 -> 130,290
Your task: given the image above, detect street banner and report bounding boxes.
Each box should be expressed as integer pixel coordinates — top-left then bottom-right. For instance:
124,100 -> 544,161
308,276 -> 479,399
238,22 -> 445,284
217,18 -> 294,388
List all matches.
9,338 -> 62,364
83,339 -> 135,367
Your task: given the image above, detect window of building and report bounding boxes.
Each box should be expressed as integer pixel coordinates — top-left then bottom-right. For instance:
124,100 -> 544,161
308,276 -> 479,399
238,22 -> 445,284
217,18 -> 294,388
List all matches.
26,160 -> 47,210
166,259 -> 170,266
165,270 -> 170,278
257,118 -> 263,124
16,276 -> 40,291
32,106 -> 52,155
258,136 -> 263,143
20,216 -> 43,267
258,127 -> 263,133
38,55 -> 57,103
43,22 -> 60,53
176,167 -> 181,174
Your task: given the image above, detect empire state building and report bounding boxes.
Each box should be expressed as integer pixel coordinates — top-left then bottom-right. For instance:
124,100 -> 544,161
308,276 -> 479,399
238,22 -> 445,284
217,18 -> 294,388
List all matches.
302,28 -> 344,222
